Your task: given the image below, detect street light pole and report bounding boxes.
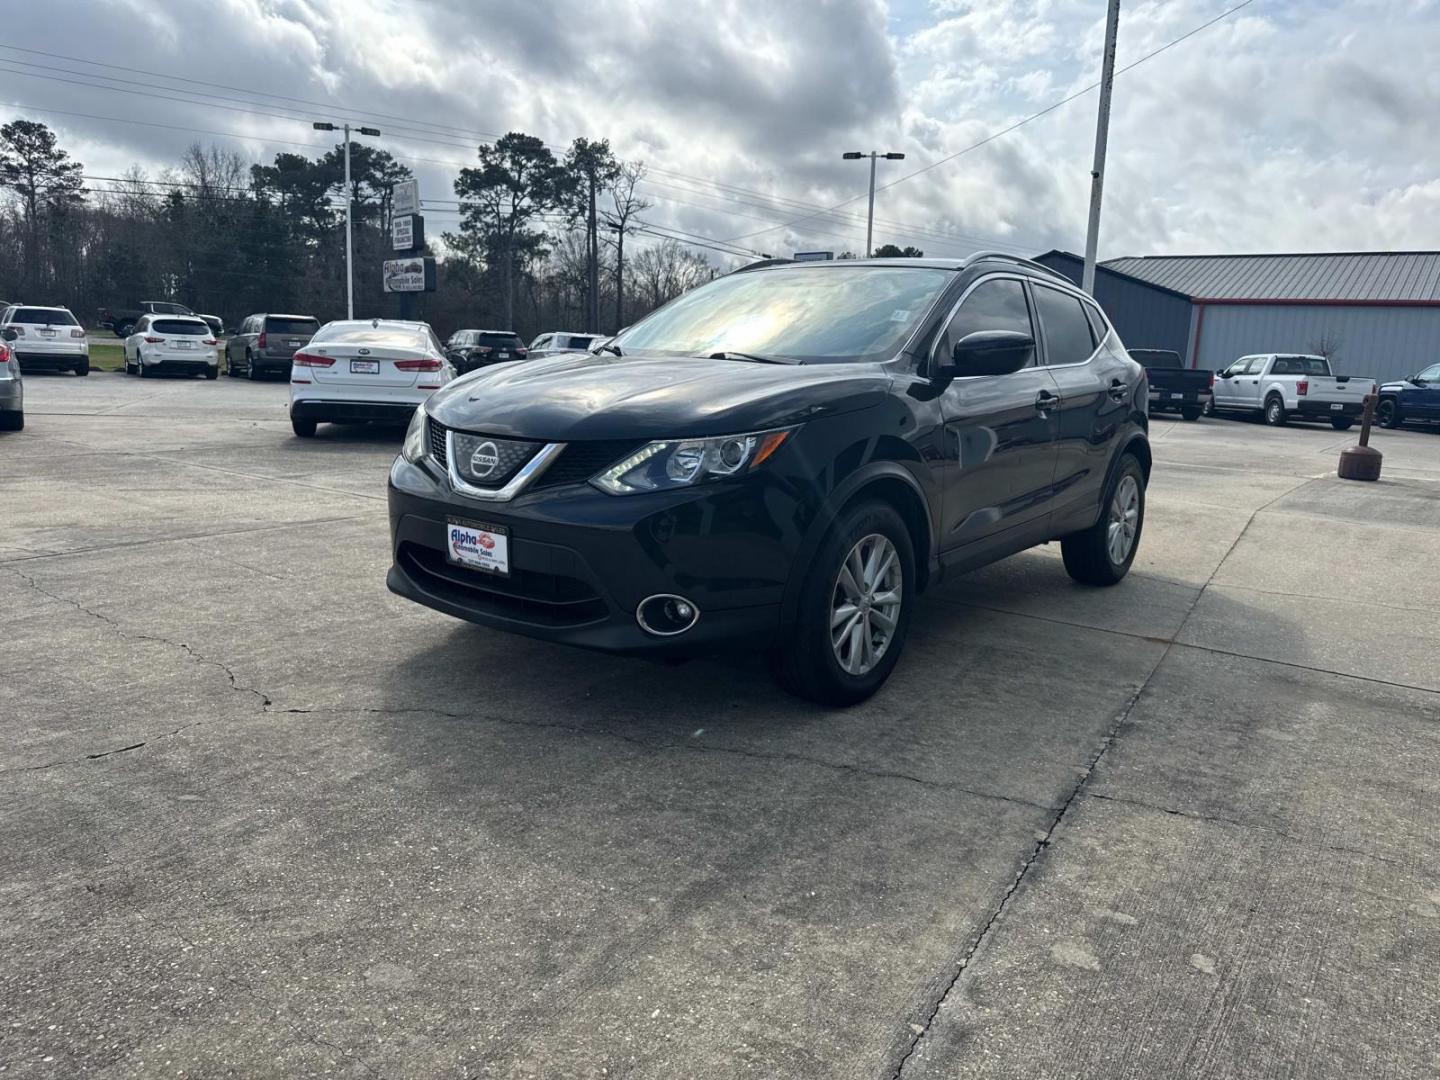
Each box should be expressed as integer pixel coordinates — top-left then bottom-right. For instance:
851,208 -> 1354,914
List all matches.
843,150 -> 906,257
314,121 -> 381,319
1082,0 -> 1121,295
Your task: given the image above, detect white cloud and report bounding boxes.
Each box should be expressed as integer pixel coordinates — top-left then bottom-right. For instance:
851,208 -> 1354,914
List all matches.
2,0 -> 1439,260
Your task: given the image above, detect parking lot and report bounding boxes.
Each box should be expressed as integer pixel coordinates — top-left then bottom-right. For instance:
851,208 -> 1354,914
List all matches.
2,373 -> 1438,1078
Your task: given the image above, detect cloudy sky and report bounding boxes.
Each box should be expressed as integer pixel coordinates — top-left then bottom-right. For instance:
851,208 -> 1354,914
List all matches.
3,0 -> 1438,265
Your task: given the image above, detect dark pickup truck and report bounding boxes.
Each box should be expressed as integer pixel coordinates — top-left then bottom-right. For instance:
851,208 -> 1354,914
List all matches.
1132,348 -> 1212,421
99,301 -> 224,339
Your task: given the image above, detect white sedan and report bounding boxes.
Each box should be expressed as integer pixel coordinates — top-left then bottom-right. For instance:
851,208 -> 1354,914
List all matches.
288,319 -> 455,438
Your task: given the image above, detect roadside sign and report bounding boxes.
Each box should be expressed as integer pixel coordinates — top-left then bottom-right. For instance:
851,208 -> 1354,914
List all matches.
793,250 -> 834,261
392,179 -> 420,217
383,256 -> 436,293
391,213 -> 424,252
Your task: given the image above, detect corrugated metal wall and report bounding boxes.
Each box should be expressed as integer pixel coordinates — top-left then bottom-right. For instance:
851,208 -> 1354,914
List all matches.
1035,252 -> 1195,361
1193,304 -> 1440,383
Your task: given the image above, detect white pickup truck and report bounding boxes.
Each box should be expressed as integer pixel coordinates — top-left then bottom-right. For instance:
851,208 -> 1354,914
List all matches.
1211,353 -> 1376,430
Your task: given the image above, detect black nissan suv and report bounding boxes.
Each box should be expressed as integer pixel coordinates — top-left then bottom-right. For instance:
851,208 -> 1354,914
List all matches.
387,253 -> 1151,705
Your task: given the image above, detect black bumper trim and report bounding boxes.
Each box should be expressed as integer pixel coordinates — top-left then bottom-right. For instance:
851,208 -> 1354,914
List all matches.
291,400 -> 415,423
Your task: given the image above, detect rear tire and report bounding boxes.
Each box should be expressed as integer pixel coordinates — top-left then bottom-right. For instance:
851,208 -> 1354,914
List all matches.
204,367 -> 218,380
0,410 -> 22,431
767,499 -> 915,707
1061,454 -> 1145,586
75,359 -> 89,376
138,357 -> 150,378
1180,406 -> 1202,421
291,415 -> 317,438
1264,394 -> 1287,426
246,352 -> 260,380
1330,417 -> 1354,431
1376,398 -> 1402,429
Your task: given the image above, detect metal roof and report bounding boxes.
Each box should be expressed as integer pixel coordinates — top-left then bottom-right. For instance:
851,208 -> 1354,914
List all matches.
1100,252 -> 1440,302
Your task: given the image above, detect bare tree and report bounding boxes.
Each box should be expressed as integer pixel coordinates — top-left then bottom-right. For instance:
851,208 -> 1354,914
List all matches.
1307,329 -> 1344,369
601,161 -> 651,331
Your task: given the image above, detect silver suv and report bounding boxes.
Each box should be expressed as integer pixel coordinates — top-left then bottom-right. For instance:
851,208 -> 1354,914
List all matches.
226,313 -> 321,379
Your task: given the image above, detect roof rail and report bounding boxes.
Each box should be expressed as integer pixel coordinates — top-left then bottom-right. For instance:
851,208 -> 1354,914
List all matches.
962,250 -> 1069,282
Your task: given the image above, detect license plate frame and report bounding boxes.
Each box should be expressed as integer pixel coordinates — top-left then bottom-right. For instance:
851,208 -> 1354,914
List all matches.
175,340 -> 195,350
350,359 -> 380,374
1330,402 -> 1343,411
445,517 -> 510,577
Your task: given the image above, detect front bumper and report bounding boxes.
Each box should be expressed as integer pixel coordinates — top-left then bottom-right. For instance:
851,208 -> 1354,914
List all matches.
386,455 -> 792,656
1296,400 -> 1364,418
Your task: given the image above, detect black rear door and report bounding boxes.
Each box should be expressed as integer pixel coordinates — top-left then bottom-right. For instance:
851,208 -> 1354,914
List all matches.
1033,283 -> 1132,524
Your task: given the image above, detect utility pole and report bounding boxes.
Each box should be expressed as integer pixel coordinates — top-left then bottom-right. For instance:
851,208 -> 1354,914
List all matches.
1082,0 -> 1121,295
314,121 -> 381,318
843,150 -> 905,257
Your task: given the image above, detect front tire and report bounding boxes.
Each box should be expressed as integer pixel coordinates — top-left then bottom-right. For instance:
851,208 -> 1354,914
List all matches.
768,499 -> 915,707
291,415 -> 317,438
1061,454 -> 1145,586
1201,397 -> 1213,417
1264,394 -> 1287,426
1376,398 -> 1402,429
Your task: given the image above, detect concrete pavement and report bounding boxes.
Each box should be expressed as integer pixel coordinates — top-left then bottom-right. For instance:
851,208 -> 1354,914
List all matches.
2,372 -> 1437,1078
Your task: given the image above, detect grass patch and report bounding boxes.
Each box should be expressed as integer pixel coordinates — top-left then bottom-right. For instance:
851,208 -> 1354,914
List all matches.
88,343 -> 125,372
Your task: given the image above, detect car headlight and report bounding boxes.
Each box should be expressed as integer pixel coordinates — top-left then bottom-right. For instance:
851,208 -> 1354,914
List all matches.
401,404 -> 428,464
591,428 -> 793,495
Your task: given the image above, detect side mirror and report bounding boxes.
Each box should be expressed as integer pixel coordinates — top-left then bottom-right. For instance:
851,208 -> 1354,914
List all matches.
943,330 -> 1034,377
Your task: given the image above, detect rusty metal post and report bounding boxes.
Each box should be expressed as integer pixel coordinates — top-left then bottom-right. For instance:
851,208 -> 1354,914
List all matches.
1337,394 -> 1383,481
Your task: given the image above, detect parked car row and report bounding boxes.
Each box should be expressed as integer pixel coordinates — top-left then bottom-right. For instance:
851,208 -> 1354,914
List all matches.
99,300 -> 223,340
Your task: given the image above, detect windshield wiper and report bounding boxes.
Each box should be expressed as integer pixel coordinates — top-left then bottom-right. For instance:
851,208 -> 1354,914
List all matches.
595,343 -> 623,356
706,350 -> 796,365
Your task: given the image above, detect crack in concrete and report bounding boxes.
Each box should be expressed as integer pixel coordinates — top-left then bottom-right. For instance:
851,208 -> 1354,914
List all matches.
887,483 -> 1300,1078
281,706 -> 1052,811
1083,791 -> 1412,870
0,566 -> 273,774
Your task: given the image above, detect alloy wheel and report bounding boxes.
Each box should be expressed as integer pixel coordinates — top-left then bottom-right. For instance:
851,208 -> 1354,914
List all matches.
1107,475 -> 1140,565
830,533 -> 903,677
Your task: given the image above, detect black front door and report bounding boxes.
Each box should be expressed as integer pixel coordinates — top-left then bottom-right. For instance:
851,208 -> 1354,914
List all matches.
934,276 -> 1060,550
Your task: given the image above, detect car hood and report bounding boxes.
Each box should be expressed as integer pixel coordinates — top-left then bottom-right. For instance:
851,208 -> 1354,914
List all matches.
426,353 -> 892,440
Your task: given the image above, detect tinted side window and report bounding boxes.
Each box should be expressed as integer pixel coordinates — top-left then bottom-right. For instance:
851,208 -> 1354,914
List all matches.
1083,301 -> 1110,345
939,278 -> 1034,366
1032,285 -> 1096,366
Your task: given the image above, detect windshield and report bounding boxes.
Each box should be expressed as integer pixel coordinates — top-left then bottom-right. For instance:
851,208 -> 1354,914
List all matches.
12,308 -> 78,325
154,319 -> 209,335
312,324 -> 427,348
477,333 -> 523,348
615,264 -> 952,362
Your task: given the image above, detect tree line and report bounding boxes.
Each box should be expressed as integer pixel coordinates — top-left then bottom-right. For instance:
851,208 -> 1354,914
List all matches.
0,119 -> 718,339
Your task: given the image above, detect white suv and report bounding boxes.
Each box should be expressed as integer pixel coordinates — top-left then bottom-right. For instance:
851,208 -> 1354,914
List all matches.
288,319 -> 454,438
123,315 -> 221,379
0,305 -> 89,376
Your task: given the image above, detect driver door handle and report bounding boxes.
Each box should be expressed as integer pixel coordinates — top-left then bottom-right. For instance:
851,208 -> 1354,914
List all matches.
1035,390 -> 1060,411
1107,379 -> 1128,401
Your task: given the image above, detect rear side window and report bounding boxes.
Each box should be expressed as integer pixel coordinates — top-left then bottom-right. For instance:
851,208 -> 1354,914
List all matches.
1272,356 -> 1330,376
939,278 -> 1035,365
1083,302 -> 1111,345
13,308 -> 78,325
265,317 -> 320,336
561,335 -> 595,350
311,324 -> 427,348
1032,285 -> 1097,366
154,319 -> 209,335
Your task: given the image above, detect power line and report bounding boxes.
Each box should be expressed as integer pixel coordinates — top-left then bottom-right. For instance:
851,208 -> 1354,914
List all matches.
0,42 -> 1029,253
722,0 -> 1261,242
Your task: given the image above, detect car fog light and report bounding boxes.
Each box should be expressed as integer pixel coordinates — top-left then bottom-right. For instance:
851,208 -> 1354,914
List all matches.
636,594 -> 701,636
